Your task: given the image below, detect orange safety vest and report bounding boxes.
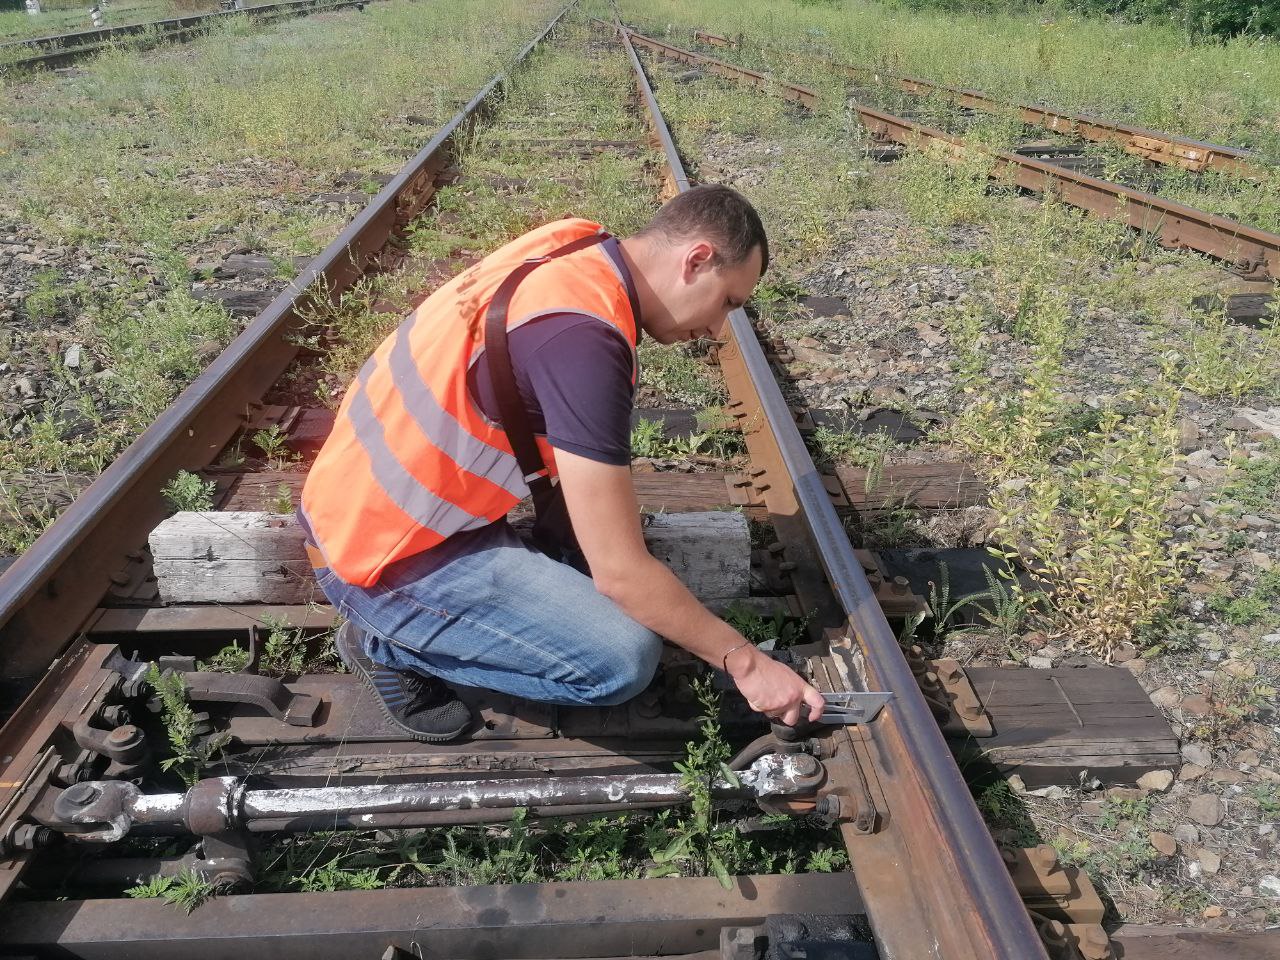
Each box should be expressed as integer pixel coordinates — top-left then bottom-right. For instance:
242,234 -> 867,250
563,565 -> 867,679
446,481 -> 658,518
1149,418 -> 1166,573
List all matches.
301,218 -> 639,587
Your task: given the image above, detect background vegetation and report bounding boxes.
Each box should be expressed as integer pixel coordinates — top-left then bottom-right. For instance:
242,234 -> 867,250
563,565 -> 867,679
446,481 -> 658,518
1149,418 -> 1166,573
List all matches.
885,0 -> 1278,38
631,0 -> 1280,162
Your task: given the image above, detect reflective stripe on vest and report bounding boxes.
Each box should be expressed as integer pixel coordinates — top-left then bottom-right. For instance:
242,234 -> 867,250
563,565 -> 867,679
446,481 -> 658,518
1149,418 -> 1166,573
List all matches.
302,219 -> 638,587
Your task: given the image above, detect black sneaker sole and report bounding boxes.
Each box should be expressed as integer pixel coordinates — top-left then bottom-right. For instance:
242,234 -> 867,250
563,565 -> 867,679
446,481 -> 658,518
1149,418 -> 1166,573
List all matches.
334,621 -> 472,743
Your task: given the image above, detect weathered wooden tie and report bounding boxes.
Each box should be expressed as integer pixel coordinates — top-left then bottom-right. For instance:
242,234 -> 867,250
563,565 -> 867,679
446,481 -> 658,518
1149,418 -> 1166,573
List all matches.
149,510 -> 752,605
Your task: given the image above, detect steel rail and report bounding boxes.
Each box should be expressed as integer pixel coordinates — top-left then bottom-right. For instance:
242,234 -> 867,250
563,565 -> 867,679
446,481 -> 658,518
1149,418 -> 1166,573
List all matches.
630,28 -> 1280,280
855,103 -> 1280,279
0,0 -> 374,72
692,30 -> 1268,181
0,2 -> 577,687
626,31 -> 816,108
618,23 -> 1047,960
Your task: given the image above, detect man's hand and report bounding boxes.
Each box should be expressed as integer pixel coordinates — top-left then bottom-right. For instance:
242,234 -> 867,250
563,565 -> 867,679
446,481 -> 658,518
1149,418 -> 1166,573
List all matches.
555,449 -> 825,720
726,645 -> 825,727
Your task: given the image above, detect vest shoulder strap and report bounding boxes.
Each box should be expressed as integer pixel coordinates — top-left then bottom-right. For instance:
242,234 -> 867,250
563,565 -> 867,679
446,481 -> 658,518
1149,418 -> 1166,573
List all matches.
482,231 -> 608,507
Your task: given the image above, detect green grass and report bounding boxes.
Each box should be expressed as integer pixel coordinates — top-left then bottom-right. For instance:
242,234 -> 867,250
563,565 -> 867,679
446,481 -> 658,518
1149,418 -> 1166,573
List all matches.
0,0 -> 559,552
1222,442 -> 1280,515
1207,570 -> 1280,627
621,0 -> 1280,162
241,806 -> 847,896
622,0 -> 1280,235
0,0 -> 198,42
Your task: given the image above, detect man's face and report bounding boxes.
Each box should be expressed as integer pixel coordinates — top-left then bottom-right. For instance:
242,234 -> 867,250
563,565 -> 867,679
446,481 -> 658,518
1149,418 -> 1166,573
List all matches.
649,241 -> 764,345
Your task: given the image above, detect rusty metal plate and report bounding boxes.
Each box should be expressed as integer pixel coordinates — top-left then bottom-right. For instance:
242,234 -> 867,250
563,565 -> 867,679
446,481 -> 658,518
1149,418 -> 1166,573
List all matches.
223,674 -> 556,743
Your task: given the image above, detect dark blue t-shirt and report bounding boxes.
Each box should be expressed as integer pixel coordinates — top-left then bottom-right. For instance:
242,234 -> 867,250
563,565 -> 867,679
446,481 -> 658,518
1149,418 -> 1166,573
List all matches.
466,238 -> 639,467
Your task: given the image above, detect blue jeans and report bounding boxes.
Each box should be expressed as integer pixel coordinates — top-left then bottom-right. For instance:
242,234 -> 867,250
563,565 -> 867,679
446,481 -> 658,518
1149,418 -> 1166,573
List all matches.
313,520 -> 663,706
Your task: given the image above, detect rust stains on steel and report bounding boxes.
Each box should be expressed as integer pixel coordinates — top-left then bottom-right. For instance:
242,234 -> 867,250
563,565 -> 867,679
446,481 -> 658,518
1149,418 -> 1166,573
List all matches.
618,22 -> 1048,960
634,29 -> 1279,280
625,30 -> 816,108
0,1 -> 580,686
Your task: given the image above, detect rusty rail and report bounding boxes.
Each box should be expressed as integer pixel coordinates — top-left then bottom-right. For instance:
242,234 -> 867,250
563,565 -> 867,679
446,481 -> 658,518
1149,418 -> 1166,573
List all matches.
633,28 -> 1280,280
0,0 -> 379,72
0,2 -> 577,689
626,30 -> 815,108
693,30 -> 1268,181
855,104 -> 1280,279
619,22 -> 1048,960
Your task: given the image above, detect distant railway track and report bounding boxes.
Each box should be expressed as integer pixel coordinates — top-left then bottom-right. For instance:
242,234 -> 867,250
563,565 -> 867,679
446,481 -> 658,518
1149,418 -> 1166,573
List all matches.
0,0 -> 377,72
693,30 -> 1270,183
627,28 -> 1280,281
0,6 -> 1271,959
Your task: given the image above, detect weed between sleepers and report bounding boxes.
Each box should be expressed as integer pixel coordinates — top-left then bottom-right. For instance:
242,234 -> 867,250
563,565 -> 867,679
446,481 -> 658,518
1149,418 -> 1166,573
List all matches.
630,408 -> 745,461
195,618 -> 342,678
146,665 -> 231,788
161,469 -> 217,513
120,673 -> 847,909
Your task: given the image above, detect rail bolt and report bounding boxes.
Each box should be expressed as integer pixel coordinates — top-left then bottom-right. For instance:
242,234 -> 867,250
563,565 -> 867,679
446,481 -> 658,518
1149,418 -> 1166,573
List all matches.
63,782 -> 100,807
813,794 -> 841,823
96,705 -> 130,726
55,761 -> 90,785
1031,844 -> 1059,872
11,823 -> 58,851
790,754 -> 820,777
106,725 -> 142,747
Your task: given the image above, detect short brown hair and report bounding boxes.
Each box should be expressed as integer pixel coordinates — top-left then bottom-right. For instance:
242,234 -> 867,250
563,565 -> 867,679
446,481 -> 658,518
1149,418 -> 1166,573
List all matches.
635,184 -> 769,275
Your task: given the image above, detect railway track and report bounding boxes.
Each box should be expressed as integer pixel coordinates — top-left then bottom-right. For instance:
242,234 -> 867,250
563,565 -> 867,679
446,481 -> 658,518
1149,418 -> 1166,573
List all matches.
691,30 -> 1269,183
0,0 -> 376,72
0,7 -> 1270,960
624,28 -> 1280,283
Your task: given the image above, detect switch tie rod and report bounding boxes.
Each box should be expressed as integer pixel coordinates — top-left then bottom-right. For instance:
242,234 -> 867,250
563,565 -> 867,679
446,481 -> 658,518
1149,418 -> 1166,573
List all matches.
50,753 -> 826,842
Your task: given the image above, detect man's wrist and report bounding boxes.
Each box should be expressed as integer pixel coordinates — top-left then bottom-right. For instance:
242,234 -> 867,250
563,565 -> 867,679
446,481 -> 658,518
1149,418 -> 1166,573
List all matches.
724,642 -> 758,678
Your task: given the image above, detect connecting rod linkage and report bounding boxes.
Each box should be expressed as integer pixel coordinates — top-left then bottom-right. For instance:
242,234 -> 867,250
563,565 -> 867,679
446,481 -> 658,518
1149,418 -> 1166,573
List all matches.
49,754 -> 826,842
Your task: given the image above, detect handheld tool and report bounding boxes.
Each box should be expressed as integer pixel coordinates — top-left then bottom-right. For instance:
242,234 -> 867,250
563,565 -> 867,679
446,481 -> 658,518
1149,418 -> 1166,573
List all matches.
818,691 -> 892,725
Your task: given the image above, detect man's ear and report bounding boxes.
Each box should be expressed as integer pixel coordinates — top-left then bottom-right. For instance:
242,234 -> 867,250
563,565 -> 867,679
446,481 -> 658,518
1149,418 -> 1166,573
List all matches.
682,240 -> 716,280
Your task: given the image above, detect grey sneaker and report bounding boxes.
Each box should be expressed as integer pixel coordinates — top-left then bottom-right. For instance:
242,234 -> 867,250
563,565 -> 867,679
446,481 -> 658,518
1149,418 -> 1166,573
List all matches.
335,621 -> 472,742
